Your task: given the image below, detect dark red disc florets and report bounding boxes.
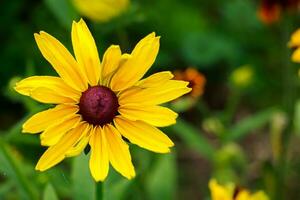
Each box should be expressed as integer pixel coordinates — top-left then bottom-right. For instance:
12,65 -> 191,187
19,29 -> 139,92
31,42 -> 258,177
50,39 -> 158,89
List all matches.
79,86 -> 119,126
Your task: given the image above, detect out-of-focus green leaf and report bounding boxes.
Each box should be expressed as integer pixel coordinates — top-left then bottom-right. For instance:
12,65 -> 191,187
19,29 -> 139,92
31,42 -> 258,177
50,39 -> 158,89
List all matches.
224,108 -> 277,142
145,153 -> 177,200
171,118 -> 215,160
0,139 -> 38,200
71,153 -> 95,200
43,184 -> 58,200
0,180 -> 14,197
181,31 -> 238,67
44,0 -> 78,29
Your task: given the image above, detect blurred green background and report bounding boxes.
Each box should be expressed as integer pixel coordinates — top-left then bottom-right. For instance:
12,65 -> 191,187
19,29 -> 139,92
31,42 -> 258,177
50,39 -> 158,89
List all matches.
1,0 -> 300,199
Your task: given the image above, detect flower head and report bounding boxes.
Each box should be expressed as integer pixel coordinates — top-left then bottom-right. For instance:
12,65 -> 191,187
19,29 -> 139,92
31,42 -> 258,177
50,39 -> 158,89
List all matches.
15,19 -> 191,181
72,0 -> 129,22
209,179 -> 269,200
257,0 -> 300,24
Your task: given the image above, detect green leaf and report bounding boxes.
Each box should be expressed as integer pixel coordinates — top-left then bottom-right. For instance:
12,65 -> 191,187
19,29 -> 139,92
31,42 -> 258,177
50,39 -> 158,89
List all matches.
224,108 -> 277,142
43,184 -> 58,200
0,139 -> 38,200
171,118 -> 215,160
44,0 -> 78,29
71,153 -> 95,200
145,153 -> 177,200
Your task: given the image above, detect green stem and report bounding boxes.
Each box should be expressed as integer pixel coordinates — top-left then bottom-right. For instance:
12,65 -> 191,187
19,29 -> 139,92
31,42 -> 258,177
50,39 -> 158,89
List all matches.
224,90 -> 241,126
95,181 -> 103,200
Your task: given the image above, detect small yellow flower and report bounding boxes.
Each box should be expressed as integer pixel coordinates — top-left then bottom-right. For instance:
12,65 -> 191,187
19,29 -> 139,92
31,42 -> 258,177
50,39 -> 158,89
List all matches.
72,0 -> 129,22
209,179 -> 269,200
289,29 -> 300,63
15,19 -> 191,181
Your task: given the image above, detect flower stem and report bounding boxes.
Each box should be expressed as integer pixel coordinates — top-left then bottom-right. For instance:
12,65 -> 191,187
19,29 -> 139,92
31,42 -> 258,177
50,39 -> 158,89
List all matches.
95,181 -> 103,200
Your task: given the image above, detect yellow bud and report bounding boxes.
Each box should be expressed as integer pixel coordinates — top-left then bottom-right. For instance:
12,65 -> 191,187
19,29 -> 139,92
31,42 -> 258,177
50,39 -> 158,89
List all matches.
230,65 -> 254,88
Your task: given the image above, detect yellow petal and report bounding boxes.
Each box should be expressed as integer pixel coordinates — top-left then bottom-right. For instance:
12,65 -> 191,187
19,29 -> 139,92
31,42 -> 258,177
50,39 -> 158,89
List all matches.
89,126 -> 109,181
66,134 -> 91,157
29,87 -> 76,104
288,28 -> 300,47
110,33 -> 160,91
66,124 -> 92,157
104,124 -> 135,179
40,115 -> 81,146
72,19 -> 101,86
119,80 -> 191,105
292,47 -> 300,63
35,123 -> 88,171
114,116 -> 174,153
102,45 -> 122,80
248,191 -> 269,200
119,105 -> 178,127
209,179 -> 234,200
23,104 -> 79,134
34,31 -> 87,91
15,76 -> 80,101
136,71 -> 174,88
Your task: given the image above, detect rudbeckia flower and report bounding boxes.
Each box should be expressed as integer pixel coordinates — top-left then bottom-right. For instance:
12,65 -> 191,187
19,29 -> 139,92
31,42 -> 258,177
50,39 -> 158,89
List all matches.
15,19 -> 191,181
209,179 -> 269,200
258,0 -> 300,24
72,0 -> 129,22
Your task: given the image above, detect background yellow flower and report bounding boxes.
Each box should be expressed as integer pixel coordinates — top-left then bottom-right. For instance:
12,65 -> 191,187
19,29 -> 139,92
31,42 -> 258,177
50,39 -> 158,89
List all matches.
72,0 -> 129,22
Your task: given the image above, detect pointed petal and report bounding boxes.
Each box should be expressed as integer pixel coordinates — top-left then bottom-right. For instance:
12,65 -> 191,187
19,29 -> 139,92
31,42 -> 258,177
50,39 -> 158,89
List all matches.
15,76 -> 80,101
104,125 -> 135,179
136,71 -> 174,88
119,105 -> 178,127
40,115 -> 81,146
35,123 -> 88,171
89,126 -> 109,181
72,19 -> 101,85
34,31 -> 87,91
119,80 -> 191,105
114,116 -> 174,153
110,33 -> 160,91
101,45 -> 122,80
23,105 -> 79,134
29,87 -> 76,104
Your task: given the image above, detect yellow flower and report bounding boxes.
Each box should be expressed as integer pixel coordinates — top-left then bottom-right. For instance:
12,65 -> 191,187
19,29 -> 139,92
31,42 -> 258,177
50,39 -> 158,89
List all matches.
72,0 -> 129,22
289,28 -> 300,63
15,19 -> 191,181
209,179 -> 269,200
209,179 -> 235,200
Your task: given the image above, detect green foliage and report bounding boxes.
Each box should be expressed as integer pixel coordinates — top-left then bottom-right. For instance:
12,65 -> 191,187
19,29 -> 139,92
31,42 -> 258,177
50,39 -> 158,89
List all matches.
43,184 -> 58,200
